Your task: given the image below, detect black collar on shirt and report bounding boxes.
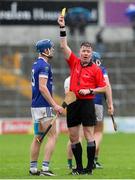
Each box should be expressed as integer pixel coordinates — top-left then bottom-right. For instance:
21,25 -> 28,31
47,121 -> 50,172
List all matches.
80,60 -> 93,67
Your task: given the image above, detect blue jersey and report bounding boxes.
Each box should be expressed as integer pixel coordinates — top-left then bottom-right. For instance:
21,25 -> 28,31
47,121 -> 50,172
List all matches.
31,57 -> 53,107
94,66 -> 107,105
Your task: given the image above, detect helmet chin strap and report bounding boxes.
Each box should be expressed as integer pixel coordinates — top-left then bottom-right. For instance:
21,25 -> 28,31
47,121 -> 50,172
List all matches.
41,48 -> 51,57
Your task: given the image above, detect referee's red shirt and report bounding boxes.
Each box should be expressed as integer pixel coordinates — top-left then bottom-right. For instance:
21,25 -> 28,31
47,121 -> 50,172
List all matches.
66,52 -> 106,99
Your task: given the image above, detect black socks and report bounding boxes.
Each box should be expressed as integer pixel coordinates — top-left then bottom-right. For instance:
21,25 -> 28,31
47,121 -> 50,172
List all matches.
71,142 -> 83,170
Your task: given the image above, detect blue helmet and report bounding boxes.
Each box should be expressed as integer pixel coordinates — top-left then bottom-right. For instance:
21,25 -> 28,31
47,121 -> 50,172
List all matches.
92,51 -> 101,62
36,39 -> 54,53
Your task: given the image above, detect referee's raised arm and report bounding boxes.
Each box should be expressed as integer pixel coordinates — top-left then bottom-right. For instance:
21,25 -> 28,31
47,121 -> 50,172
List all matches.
57,15 -> 71,59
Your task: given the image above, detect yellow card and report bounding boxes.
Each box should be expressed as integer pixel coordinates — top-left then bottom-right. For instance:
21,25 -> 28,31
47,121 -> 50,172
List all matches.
61,8 -> 66,16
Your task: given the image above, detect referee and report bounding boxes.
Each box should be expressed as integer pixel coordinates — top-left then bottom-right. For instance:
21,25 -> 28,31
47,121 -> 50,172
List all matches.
58,15 -> 107,175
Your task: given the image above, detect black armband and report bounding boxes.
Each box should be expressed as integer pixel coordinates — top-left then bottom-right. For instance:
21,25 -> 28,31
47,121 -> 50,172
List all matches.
60,31 -> 66,37
60,26 -> 66,37
60,26 -> 65,28
89,89 -> 94,95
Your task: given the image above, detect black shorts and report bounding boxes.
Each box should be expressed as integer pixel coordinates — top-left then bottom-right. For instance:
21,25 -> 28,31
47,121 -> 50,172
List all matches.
67,99 -> 97,128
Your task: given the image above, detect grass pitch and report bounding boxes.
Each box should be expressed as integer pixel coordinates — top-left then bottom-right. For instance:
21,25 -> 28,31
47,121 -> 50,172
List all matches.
0,133 -> 135,179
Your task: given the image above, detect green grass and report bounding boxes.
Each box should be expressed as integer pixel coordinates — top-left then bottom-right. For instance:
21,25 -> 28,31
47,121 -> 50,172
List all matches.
0,133 -> 135,179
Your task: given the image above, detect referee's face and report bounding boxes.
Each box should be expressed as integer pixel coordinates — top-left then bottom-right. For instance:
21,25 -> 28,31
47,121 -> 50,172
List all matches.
79,46 -> 92,65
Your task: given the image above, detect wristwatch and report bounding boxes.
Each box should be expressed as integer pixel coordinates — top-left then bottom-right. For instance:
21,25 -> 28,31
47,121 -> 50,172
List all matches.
89,89 -> 94,95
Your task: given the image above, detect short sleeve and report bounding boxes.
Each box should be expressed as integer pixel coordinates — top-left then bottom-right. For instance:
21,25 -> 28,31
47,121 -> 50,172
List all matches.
39,64 -> 50,79
95,68 -> 106,87
101,66 -> 108,77
66,52 -> 78,70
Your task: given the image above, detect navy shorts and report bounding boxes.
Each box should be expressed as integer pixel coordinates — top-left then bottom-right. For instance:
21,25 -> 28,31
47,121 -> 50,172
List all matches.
67,99 -> 97,128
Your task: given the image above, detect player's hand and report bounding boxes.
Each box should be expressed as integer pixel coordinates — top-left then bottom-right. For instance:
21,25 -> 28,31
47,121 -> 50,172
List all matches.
57,15 -> 65,27
53,104 -> 63,114
108,104 -> 114,115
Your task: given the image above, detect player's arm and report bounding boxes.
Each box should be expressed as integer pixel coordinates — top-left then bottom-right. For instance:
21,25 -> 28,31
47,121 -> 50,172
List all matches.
104,76 -> 114,115
57,15 -> 71,59
39,77 -> 63,113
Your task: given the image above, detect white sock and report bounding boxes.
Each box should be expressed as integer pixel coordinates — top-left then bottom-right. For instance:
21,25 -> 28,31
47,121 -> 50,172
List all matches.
42,166 -> 49,171
30,167 -> 38,173
42,161 -> 49,171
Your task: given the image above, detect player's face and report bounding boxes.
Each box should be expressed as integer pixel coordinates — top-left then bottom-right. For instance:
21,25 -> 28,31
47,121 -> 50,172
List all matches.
48,47 -> 54,58
79,46 -> 92,65
44,47 -> 54,59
